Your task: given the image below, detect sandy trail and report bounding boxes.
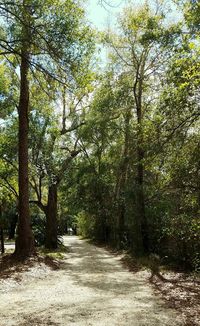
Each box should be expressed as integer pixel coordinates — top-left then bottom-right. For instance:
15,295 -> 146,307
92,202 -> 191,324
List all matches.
0,236 -> 182,326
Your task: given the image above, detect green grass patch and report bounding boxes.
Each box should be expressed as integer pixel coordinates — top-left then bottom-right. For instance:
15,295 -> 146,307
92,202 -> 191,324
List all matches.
38,243 -> 69,260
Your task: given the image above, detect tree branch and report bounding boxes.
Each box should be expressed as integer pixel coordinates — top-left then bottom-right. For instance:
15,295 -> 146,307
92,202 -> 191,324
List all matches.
29,200 -> 47,213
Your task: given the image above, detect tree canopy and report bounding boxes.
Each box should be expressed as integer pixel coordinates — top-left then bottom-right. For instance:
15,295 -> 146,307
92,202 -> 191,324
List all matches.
0,0 -> 199,270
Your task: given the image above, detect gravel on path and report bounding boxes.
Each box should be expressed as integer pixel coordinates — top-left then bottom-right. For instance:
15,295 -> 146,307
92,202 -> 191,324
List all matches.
0,236 -> 183,326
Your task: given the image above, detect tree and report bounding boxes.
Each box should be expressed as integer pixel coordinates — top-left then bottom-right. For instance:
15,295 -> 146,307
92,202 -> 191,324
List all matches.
0,0 -> 94,256
175,0 -> 200,33
0,203 -> 5,254
103,3 -> 180,254
28,72 -> 94,248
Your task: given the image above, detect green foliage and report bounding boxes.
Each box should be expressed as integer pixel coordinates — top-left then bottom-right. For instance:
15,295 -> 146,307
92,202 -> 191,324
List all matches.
68,1 -> 200,270
0,0 -> 199,270
31,212 -> 46,246
168,215 -> 200,271
76,211 -> 95,238
176,0 -> 200,32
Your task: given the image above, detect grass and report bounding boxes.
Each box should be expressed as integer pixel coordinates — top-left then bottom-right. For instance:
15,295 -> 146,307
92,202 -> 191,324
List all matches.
4,238 -> 15,243
38,243 -> 69,260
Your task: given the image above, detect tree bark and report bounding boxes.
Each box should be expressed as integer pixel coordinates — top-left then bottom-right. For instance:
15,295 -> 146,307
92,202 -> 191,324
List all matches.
0,206 -> 4,254
133,63 -> 149,255
136,145 -> 148,253
8,213 -> 18,240
14,48 -> 35,257
0,227 -> 4,254
115,109 -> 131,248
30,144 -> 81,249
45,184 -> 58,249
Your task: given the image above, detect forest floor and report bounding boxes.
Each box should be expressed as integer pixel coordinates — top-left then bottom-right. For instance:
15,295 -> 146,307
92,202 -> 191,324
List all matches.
0,236 -> 199,326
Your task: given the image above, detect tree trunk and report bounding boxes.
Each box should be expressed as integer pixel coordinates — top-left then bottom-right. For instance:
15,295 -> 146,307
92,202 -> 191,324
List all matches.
0,227 -> 4,255
115,109 -> 131,248
8,213 -> 18,240
133,67 -> 149,255
136,146 -> 148,253
45,184 -> 58,249
14,49 -> 35,257
197,159 -> 200,210
0,206 -> 4,255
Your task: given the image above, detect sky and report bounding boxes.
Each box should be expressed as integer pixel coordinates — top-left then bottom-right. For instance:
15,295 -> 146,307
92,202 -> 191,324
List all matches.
84,0 -> 181,67
86,0 -> 126,30
85,0 -> 181,30
85,0 -> 144,66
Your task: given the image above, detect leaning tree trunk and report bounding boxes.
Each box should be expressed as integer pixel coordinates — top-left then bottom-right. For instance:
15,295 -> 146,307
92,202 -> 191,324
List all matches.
14,48 -> 35,257
45,184 -> 58,249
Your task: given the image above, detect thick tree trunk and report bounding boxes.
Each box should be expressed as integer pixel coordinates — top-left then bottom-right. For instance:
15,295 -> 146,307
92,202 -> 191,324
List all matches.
14,50 -> 35,257
45,184 -> 58,249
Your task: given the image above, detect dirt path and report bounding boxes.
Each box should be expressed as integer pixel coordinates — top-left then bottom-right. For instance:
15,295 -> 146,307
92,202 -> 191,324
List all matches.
0,236 -> 183,326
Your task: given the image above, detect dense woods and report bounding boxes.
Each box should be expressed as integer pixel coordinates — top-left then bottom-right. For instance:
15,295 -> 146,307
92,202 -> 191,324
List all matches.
0,0 -> 199,271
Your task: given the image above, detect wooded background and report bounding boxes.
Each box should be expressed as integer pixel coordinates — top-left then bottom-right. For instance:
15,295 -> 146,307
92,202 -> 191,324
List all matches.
0,0 -> 199,271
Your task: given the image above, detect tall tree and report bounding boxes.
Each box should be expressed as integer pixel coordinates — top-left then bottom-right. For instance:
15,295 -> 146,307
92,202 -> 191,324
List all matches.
16,1 -> 34,256
28,74 -> 94,249
104,3 -> 180,253
0,0 -> 94,256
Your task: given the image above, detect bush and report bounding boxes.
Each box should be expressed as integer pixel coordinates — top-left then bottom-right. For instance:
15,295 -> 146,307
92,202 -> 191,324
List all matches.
76,211 -> 95,238
160,214 -> 200,271
31,213 -> 46,246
